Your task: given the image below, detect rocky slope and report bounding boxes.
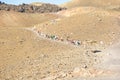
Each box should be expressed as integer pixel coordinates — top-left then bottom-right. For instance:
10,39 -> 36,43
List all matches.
0,1 -> 66,13
61,0 -> 120,10
0,10 -> 60,28
0,0 -> 120,80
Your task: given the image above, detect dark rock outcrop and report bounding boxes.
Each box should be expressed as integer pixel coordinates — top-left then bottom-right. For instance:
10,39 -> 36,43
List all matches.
0,2 -> 66,13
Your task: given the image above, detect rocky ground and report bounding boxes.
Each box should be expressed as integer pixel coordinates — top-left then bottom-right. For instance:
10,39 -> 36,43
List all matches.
0,27 -> 103,80
0,1 -> 66,13
0,0 -> 120,80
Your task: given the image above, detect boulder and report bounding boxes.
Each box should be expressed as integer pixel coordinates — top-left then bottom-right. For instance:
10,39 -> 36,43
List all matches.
91,50 -> 102,53
18,7 -> 25,12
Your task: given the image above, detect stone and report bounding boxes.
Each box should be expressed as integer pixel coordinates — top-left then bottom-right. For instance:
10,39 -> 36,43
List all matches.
91,50 -> 102,53
100,41 -> 104,44
18,7 -> 25,12
60,72 -> 67,78
83,65 -> 88,69
73,67 -> 80,73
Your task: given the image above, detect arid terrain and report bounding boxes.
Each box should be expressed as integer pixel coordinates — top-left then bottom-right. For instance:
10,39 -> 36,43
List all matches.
0,0 -> 120,80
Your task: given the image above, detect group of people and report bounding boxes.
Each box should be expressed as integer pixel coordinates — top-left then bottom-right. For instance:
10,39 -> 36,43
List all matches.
32,26 -> 81,46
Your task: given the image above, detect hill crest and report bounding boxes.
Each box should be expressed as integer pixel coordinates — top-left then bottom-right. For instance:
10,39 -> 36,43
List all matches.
0,1 -> 66,13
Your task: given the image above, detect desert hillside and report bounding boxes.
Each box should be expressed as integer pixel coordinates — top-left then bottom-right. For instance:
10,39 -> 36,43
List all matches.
0,11 -> 58,27
37,8 -> 120,45
0,1 -> 120,80
61,0 -> 120,9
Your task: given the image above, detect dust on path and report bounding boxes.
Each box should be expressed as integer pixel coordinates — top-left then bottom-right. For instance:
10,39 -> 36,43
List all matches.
101,43 -> 120,71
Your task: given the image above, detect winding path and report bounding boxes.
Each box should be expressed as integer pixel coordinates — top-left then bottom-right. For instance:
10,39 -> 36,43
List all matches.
25,27 -> 81,47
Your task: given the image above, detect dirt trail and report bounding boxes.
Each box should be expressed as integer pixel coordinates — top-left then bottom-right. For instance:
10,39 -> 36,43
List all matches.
25,27 -> 81,47
0,27 -> 99,80
85,42 -> 120,80
24,27 -> 118,80
66,43 -> 120,80
101,43 -> 120,71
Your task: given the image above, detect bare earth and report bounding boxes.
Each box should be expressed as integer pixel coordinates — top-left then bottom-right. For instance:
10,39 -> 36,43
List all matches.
0,0 -> 120,80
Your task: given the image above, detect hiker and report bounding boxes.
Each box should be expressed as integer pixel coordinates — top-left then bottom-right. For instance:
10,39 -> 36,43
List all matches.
41,33 -> 46,37
59,37 -> 64,41
70,40 -> 81,46
75,40 -> 81,46
57,37 -> 61,41
70,40 -> 75,45
61,39 -> 64,41
38,31 -> 41,34
46,34 -> 50,38
54,36 -> 59,40
50,35 -> 55,40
